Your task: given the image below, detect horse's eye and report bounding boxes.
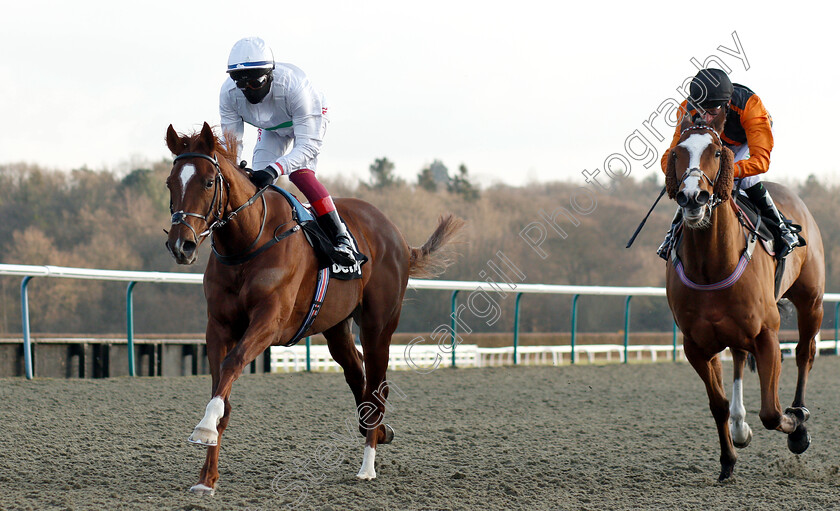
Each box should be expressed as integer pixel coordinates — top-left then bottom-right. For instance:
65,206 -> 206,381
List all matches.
169,201 -> 174,214
715,151 -> 721,158
205,179 -> 214,189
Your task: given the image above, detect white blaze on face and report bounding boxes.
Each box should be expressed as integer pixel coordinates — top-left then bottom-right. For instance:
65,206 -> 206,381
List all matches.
677,133 -> 713,198
178,163 -> 196,200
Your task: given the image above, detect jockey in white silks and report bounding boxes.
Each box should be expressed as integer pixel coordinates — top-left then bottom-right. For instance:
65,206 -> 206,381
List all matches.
220,36 -> 359,266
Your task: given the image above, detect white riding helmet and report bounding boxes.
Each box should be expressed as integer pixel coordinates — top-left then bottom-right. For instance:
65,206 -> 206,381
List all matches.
226,37 -> 274,73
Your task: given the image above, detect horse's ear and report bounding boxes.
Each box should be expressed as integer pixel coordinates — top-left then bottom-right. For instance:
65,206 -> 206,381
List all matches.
710,107 -> 726,134
166,124 -> 182,155
714,146 -> 734,201
665,150 -> 678,199
679,108 -> 694,133
199,122 -> 216,153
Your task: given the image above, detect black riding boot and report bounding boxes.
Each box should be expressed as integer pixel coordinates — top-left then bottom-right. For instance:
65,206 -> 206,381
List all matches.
744,182 -> 799,259
657,208 -> 683,261
316,210 -> 358,266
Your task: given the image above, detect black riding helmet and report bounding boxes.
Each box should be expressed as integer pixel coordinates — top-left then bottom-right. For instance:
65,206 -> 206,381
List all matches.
688,68 -> 733,109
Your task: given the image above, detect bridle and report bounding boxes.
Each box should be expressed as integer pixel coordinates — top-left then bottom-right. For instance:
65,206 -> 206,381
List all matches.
169,152 -> 268,242
676,124 -> 725,213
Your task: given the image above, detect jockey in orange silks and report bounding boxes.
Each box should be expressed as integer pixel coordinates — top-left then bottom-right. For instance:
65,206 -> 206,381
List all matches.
657,68 -> 799,260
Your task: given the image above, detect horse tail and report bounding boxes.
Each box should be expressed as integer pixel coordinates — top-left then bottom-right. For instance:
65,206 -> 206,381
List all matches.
408,214 -> 465,278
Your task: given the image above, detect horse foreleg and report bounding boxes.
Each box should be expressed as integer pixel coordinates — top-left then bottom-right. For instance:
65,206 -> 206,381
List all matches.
684,340 -> 737,481
190,323 -> 232,495
729,349 -> 753,448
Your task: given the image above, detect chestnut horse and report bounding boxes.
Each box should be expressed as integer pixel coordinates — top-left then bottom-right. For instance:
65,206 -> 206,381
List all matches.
165,123 -> 463,494
664,111 -> 825,481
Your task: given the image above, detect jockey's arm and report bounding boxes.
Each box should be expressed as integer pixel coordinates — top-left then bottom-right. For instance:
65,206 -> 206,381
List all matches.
268,83 -> 326,176
732,95 -> 774,179
660,101 -> 689,174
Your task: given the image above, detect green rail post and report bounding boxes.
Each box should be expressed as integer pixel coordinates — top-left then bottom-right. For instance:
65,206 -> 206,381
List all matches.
21,276 -> 33,380
672,322 -> 679,362
570,294 -> 580,365
450,290 -> 460,368
305,336 -> 311,372
834,302 -> 839,356
512,292 -> 523,365
126,281 -> 137,377
623,295 -> 632,363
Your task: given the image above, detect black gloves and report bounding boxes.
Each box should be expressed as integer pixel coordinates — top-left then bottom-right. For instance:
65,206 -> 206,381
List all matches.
249,166 -> 278,188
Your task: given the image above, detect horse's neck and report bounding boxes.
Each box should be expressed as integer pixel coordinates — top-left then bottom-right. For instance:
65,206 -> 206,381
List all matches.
215,167 -> 282,252
679,202 -> 744,280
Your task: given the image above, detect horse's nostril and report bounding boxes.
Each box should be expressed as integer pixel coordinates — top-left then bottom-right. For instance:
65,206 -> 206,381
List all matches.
182,240 -> 197,255
676,192 -> 689,208
697,190 -> 710,205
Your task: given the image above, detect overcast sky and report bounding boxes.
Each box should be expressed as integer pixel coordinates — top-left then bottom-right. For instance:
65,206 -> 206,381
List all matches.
2,1 -> 838,187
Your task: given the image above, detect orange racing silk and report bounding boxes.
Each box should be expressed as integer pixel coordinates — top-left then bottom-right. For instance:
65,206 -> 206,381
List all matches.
660,84 -> 774,179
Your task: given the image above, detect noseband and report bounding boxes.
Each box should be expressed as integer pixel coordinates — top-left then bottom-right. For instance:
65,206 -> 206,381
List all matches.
677,125 -> 725,212
170,152 -> 268,241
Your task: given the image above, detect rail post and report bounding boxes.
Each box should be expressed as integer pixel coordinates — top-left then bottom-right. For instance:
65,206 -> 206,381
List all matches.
623,295 -> 632,363
450,290 -> 460,368
126,281 -> 137,377
305,336 -> 311,372
570,294 -> 580,364
672,322 -> 679,362
21,276 -> 33,380
834,302 -> 839,356
512,292 -> 523,365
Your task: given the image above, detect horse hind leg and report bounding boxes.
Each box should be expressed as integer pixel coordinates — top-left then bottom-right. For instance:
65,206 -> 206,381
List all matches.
784,290 -> 823,454
729,349 -> 753,449
324,318 -> 366,419
354,311 -> 402,481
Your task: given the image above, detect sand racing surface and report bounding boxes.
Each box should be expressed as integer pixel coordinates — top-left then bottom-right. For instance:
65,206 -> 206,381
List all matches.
3,356 -> 840,510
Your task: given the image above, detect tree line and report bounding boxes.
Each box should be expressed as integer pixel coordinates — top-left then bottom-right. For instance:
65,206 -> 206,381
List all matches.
0,159 -> 837,339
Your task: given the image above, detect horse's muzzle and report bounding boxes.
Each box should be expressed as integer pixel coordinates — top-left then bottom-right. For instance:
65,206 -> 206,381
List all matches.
676,189 -> 710,209
166,237 -> 198,265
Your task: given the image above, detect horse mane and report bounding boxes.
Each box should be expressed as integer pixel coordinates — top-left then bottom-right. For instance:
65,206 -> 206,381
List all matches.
179,125 -> 241,173
664,124 -> 734,202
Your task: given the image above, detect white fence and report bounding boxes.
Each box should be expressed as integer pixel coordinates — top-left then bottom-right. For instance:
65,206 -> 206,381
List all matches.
2,263 -> 839,378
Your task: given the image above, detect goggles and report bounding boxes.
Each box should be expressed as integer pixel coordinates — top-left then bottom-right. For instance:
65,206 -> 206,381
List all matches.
234,73 -> 269,90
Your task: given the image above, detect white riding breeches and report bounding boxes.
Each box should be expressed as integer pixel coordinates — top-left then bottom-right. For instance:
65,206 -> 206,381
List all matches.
253,129 -> 321,173
731,143 -> 760,189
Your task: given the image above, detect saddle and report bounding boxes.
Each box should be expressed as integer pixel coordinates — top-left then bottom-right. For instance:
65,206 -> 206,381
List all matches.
237,186 -> 366,281
731,189 -> 807,258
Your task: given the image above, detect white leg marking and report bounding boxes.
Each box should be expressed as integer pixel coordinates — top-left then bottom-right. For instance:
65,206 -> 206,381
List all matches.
356,445 -> 377,480
189,396 -> 224,446
179,163 -> 196,200
729,378 -> 752,446
189,483 -> 215,495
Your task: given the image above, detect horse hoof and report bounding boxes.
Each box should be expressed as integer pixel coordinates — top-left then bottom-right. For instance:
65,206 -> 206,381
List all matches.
189,483 -> 215,495
717,465 -> 734,482
785,406 -> 811,424
733,428 -> 752,449
188,427 -> 218,446
381,424 -> 395,445
788,426 -> 811,455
